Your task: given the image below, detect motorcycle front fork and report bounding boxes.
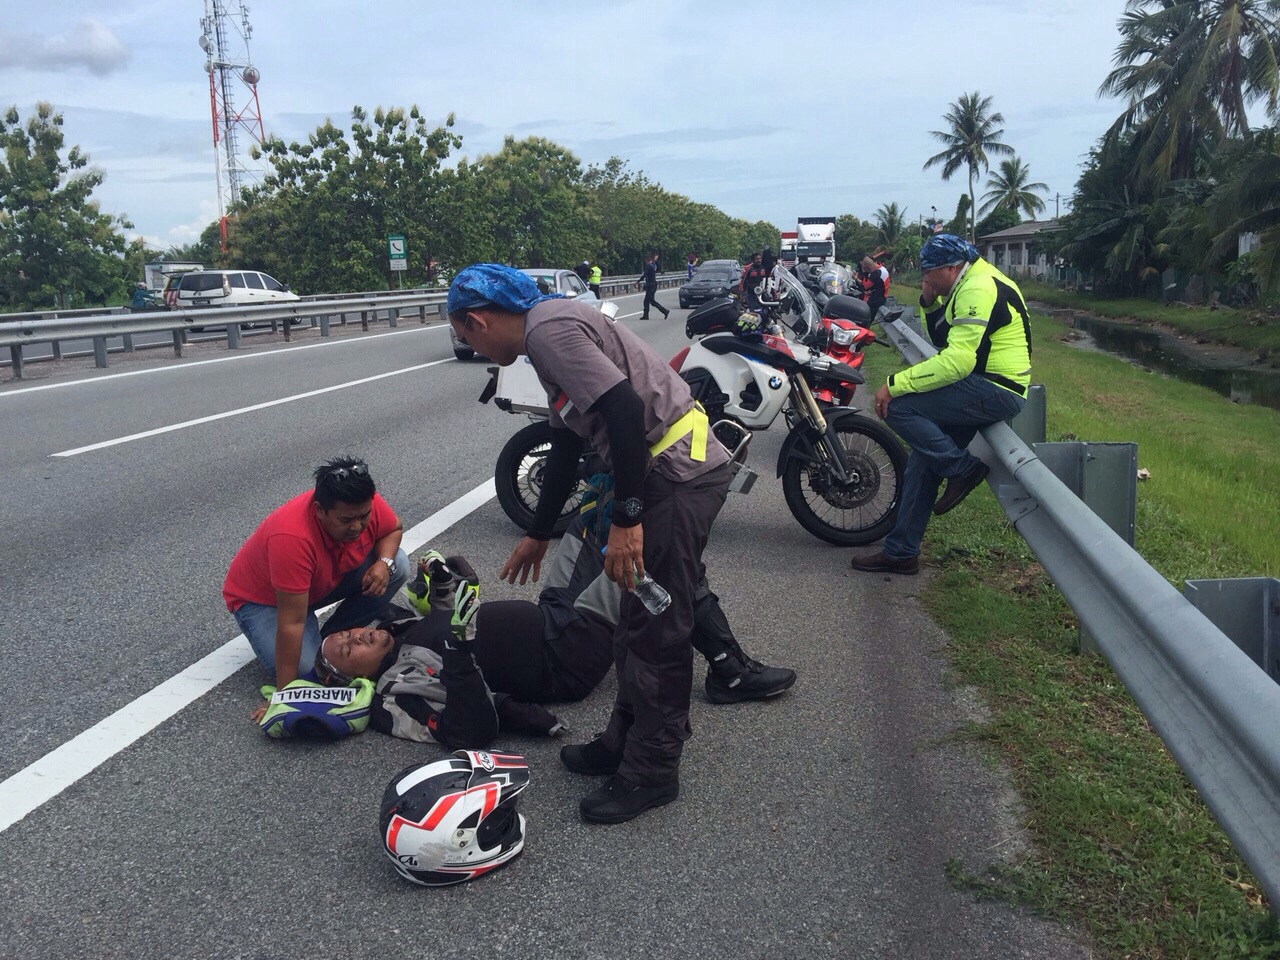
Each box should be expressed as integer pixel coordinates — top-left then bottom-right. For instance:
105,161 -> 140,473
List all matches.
790,373 -> 857,484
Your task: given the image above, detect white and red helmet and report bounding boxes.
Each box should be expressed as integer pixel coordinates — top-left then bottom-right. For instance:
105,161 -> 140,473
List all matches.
379,750 -> 530,886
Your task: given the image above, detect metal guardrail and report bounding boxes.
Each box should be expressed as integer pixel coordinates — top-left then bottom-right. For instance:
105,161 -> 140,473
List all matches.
877,314 -> 1280,910
0,272 -> 686,375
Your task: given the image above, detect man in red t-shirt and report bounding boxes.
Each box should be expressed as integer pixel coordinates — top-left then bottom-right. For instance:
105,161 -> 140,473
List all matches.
223,456 -> 407,689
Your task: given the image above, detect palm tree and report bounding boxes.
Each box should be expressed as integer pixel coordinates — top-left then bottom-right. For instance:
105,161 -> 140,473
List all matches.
923,92 -> 1014,241
1100,0 -> 1280,185
873,202 -> 907,245
1207,129 -> 1280,289
979,157 -> 1049,219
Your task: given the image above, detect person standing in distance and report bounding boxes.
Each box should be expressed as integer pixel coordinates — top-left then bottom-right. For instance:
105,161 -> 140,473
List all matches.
850,234 -> 1031,575
447,264 -> 734,824
639,252 -> 669,319
588,262 -> 603,299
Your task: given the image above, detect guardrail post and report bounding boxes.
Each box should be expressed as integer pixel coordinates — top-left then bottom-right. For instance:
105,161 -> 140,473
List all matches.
1033,441 -> 1139,654
50,340 -> 62,360
319,314 -> 331,337
9,344 -> 24,379
360,311 -> 369,332
171,330 -> 183,358
389,308 -> 399,329
122,333 -> 135,353
93,336 -> 108,368
226,323 -> 241,350
282,320 -> 292,343
1011,384 -> 1046,445
1184,578 -> 1280,683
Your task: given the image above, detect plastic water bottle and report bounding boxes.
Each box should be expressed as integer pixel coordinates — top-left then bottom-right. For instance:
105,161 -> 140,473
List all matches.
632,565 -> 672,616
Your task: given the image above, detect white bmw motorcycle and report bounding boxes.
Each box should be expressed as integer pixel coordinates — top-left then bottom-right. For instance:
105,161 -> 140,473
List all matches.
483,268 -> 905,546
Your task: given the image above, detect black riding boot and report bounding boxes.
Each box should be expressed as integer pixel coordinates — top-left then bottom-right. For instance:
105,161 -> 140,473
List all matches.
691,588 -> 797,704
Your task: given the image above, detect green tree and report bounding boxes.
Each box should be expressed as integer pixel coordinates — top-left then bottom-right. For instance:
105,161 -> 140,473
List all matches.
834,214 -> 879,260
978,156 -> 1048,219
873,202 -> 907,245
1205,127 -> 1280,291
923,91 -> 1014,242
0,102 -> 130,311
1100,0 -> 1280,186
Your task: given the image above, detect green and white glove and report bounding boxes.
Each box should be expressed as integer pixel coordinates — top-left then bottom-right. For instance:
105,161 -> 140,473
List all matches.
446,580 -> 480,650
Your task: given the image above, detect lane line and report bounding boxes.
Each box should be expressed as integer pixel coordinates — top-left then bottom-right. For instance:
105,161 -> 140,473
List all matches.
0,478 -> 497,835
0,324 -> 441,398
51,359 -> 453,458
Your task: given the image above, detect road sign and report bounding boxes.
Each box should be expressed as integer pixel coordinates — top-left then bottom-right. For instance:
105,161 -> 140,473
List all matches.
386,235 -> 406,260
389,258 -> 407,271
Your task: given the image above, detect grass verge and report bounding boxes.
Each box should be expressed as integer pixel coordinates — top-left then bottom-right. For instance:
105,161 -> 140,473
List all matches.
1016,280 -> 1280,365
864,288 -> 1280,958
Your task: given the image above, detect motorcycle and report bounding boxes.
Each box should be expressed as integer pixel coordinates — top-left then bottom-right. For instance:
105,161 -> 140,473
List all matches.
484,267 -> 907,546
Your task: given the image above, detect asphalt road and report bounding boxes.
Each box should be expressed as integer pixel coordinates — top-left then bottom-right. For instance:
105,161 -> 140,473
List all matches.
0,292 -> 1087,959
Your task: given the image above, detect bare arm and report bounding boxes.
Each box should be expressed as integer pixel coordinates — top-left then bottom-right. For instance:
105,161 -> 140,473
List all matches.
273,589 -> 309,688
361,518 -> 405,595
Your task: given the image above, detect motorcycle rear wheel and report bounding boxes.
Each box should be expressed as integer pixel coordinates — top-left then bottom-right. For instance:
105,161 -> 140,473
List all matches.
494,420 -> 589,537
782,414 -> 905,546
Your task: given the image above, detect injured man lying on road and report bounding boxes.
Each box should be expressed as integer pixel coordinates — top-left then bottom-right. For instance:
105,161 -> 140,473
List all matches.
264,510 -> 796,750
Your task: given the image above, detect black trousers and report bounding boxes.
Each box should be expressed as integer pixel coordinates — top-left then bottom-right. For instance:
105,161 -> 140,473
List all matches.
599,462 -> 732,786
641,286 -> 667,318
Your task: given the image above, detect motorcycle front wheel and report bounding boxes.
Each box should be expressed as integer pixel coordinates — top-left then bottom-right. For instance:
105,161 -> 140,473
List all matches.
782,414 -> 906,546
494,420 -> 589,537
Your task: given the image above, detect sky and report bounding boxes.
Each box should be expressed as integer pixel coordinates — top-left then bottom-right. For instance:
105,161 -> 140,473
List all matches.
0,0 -> 1128,251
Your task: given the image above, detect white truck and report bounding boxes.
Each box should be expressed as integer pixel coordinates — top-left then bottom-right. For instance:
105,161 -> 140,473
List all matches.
795,217 -> 836,264
779,231 -> 798,267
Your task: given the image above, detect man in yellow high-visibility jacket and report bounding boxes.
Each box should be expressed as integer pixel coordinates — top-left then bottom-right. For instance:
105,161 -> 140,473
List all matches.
851,234 -> 1031,575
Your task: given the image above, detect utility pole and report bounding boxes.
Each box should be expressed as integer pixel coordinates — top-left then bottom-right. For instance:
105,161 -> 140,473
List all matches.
1055,193 -> 1060,219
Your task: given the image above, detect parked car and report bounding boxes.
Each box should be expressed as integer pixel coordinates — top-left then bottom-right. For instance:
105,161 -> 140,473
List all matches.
679,260 -> 742,309
450,267 -> 601,361
174,269 -> 301,331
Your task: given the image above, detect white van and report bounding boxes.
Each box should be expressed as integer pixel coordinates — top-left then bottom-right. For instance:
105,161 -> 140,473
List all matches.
174,270 -> 300,309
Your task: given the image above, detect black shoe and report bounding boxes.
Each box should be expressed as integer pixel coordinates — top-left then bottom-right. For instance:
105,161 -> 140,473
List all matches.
933,462 -> 990,515
580,774 -> 678,824
661,309 -> 670,318
849,550 -> 920,575
705,652 -> 796,704
640,314 -> 650,320
560,734 -> 622,776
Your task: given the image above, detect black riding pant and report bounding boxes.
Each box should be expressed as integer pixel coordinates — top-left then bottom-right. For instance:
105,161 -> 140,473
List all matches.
642,286 -> 667,318
599,462 -> 732,786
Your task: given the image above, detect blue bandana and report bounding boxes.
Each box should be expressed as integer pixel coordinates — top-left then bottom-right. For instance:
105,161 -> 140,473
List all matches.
920,234 -> 979,271
446,263 -> 565,316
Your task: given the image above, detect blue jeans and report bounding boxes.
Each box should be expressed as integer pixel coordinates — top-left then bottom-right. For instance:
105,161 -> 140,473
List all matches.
234,547 -> 409,676
881,375 -> 1024,561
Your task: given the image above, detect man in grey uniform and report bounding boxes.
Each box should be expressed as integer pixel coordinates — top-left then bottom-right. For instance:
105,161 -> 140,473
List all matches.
448,263 -> 734,824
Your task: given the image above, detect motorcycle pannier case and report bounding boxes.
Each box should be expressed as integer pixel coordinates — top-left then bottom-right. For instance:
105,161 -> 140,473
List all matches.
685,297 -> 744,338
823,295 -> 872,325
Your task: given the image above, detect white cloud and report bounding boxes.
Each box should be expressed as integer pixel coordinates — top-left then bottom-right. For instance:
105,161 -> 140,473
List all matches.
0,18 -> 130,76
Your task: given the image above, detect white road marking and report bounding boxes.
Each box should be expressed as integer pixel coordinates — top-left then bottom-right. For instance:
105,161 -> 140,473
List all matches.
52,359 -> 453,458
0,478 -> 497,834
0,324 -> 442,398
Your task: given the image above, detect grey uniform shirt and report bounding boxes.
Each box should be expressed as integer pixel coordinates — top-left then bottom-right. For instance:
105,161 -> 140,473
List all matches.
523,298 -> 730,483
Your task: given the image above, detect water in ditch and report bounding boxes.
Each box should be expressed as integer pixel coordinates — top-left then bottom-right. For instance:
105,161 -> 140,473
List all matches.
1064,314 -> 1280,411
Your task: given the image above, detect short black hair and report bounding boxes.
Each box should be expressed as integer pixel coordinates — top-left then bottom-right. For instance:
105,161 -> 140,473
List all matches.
313,456 -> 376,510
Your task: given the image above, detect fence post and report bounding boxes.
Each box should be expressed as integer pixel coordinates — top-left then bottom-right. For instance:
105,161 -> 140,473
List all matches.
320,314 -> 331,337
282,319 -> 292,342
93,336 -> 108,368
9,345 -> 24,379
226,323 -> 241,350
50,340 -> 62,360
389,308 -> 399,329
361,311 -> 369,332
171,330 -> 183,358
122,333 -> 135,353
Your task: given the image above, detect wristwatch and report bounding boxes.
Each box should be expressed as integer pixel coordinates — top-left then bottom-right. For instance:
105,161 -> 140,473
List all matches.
379,556 -> 396,574
617,497 -> 643,521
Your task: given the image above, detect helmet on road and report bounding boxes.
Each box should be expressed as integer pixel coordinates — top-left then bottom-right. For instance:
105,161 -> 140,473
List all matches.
919,234 -> 978,271
379,750 -> 530,886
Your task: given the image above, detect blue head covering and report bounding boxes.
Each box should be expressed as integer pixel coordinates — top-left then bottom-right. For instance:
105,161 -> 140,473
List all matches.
920,234 -> 979,271
446,263 -> 565,316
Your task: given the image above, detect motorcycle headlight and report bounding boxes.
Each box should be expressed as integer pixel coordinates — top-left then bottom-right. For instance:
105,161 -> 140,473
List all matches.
821,277 -> 840,295
830,325 -> 854,346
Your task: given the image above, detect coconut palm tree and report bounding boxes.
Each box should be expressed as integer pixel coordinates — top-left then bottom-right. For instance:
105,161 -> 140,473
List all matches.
1100,0 -> 1280,185
1207,128 -> 1280,289
873,202 -> 907,245
923,92 -> 1014,241
979,157 -> 1049,219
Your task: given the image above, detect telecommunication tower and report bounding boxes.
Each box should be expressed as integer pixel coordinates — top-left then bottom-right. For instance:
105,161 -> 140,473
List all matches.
199,1 -> 266,249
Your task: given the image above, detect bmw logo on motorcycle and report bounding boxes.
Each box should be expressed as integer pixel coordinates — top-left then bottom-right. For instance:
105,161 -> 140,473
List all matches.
768,375 -> 783,390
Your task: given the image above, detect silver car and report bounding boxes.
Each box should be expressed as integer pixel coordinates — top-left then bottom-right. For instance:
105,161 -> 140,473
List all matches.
450,267 -> 601,361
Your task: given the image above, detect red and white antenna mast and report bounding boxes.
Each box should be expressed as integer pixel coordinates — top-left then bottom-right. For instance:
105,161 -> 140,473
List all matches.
200,1 -> 266,251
